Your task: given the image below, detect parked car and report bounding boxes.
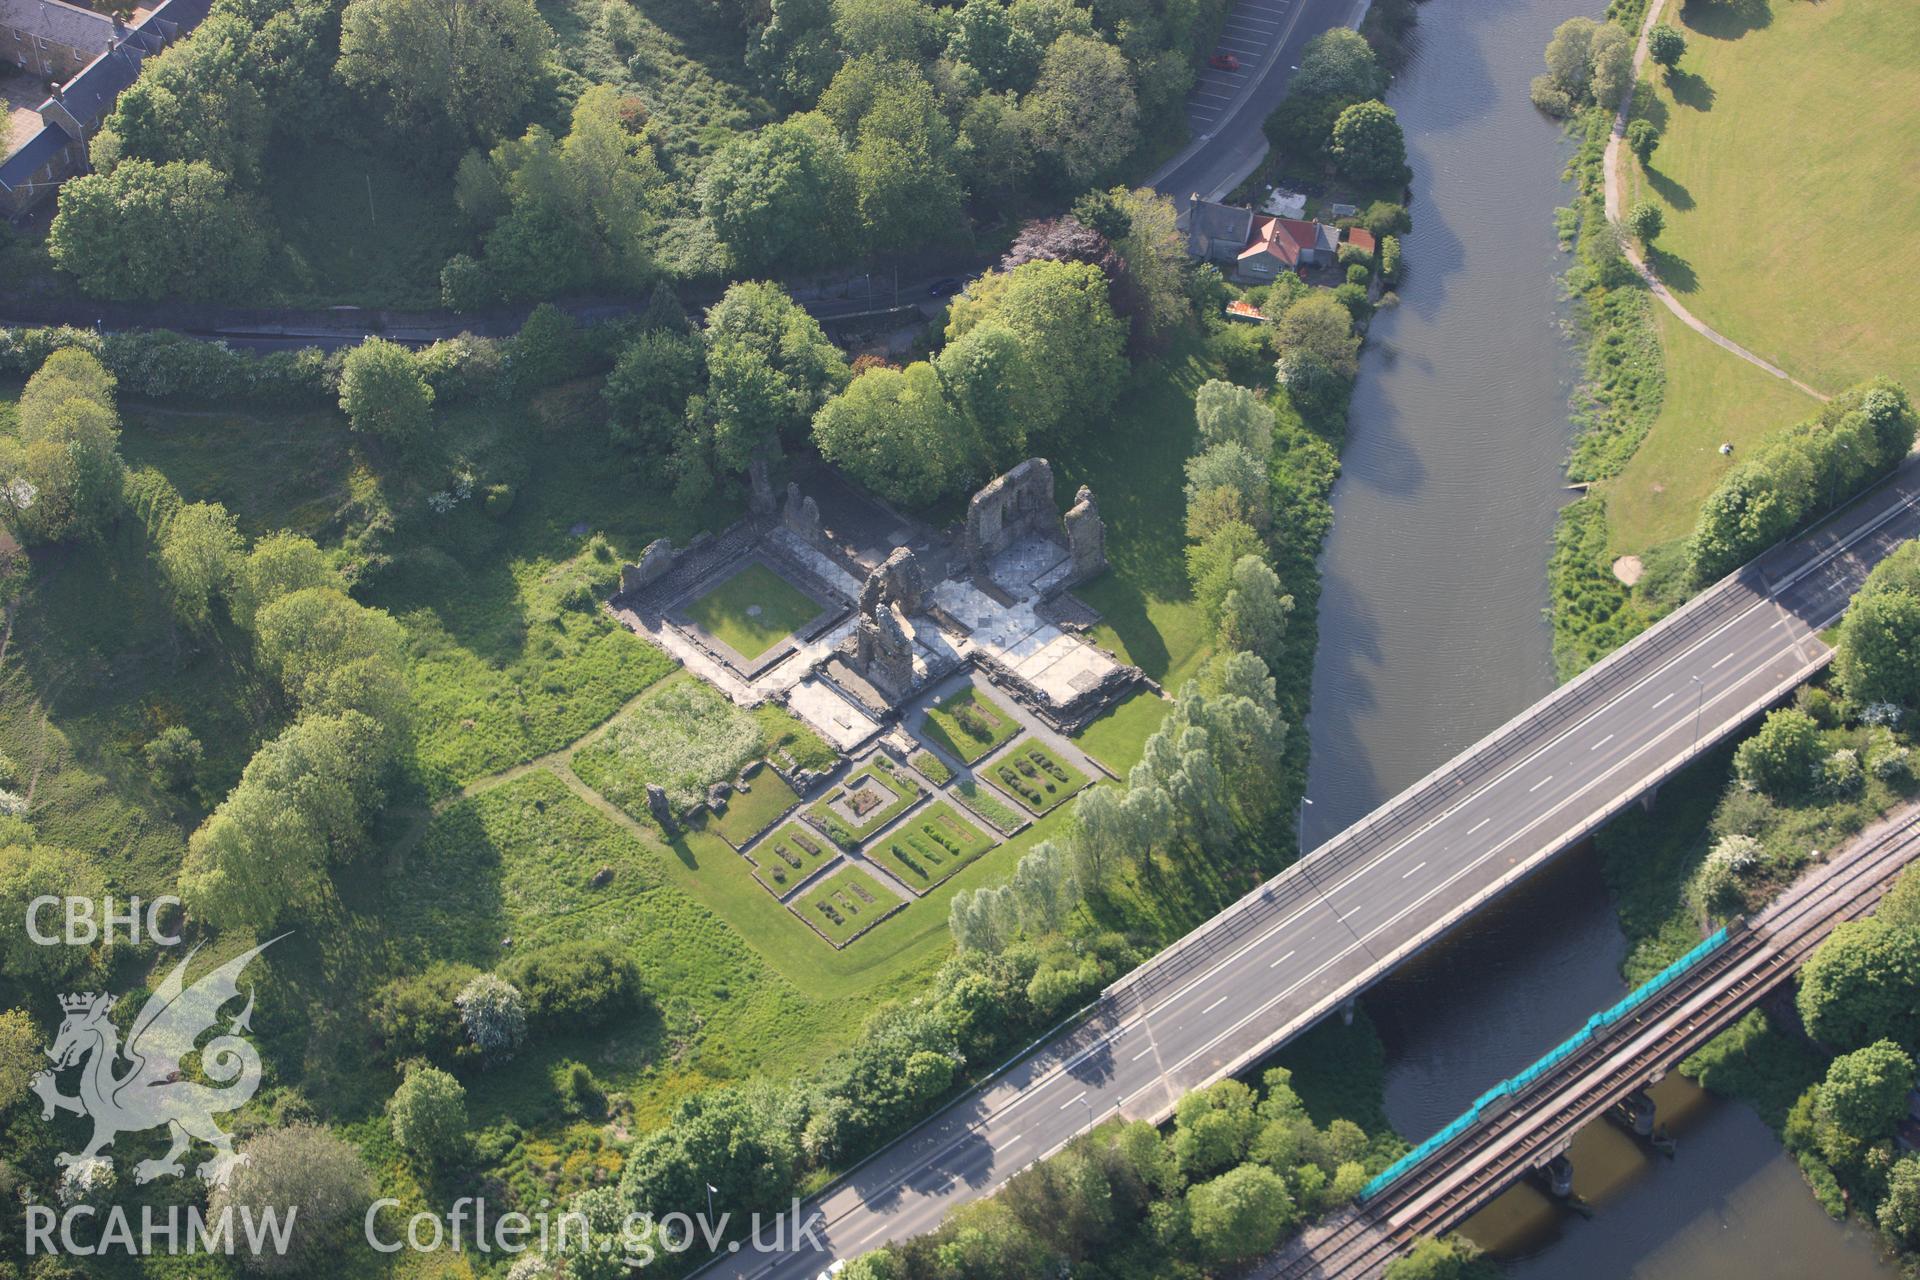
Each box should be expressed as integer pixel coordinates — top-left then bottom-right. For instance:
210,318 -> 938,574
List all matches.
927,277 -> 966,298
1208,52 -> 1241,71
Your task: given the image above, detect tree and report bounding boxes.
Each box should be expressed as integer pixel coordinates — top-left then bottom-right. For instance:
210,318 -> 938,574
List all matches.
0,1008 -> 39,1112
1647,23 -> 1686,70
702,281 -> 850,471
1219,555 -> 1291,668
501,939 -> 643,1029
1588,23 -> 1634,109
160,501 -> 242,630
1273,291 -> 1360,379
1541,17 -> 1598,102
1172,1080 -> 1261,1181
1836,588 -> 1920,708
1023,33 -> 1136,187
833,0 -> 929,60
1384,1235 -> 1501,1280
747,0 -> 839,106
1816,1040 -> 1914,1138
1733,707 -> 1822,798
1090,187 -> 1191,351
1186,443 -> 1271,531
1186,1163 -> 1295,1262
339,338 -> 434,446
47,159 -> 267,302
955,91 -> 1033,199
1880,1155 -> 1920,1246
1187,521 -> 1266,622
389,1066 -> 469,1166
0,844 -> 113,988
145,725 -> 204,791
371,961 -> 480,1066
1195,379 -> 1275,456
619,1083 -> 798,1220
1329,100 -> 1409,188
935,322 -> 1033,470
180,712 -> 392,929
842,69 -> 964,252
231,533 -> 341,631
1626,118 -> 1660,165
100,14 -> 268,180
813,363 -> 969,506
1626,200 -> 1663,245
701,115 -> 858,274
1798,919 -> 1920,1051
0,349 -> 124,545
336,0 -> 552,140
209,1124 -> 373,1275
1291,28 -> 1383,101
944,259 -> 1125,442
253,587 -> 410,734
605,329 -> 705,451
456,973 -> 527,1064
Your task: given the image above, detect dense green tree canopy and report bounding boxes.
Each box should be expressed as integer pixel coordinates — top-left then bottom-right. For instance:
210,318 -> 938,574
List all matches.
1291,28 -> 1384,101
1733,707 -> 1823,798
1797,919 -> 1920,1051
337,0 -> 552,140
48,160 -> 268,301
0,349 -> 124,545
700,117 -> 859,274
1023,33 -> 1137,187
338,338 -> 435,445
814,363 -> 970,505
701,282 -> 851,470
945,259 -> 1126,441
388,1066 -> 469,1165
1330,99 -> 1409,188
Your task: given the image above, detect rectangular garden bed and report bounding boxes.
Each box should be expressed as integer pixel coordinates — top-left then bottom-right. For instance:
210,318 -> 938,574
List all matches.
868,802 -> 998,894
986,738 -> 1091,816
747,821 -> 839,896
804,757 -> 922,848
951,778 -> 1026,835
909,748 -> 953,785
709,764 -> 801,849
792,866 -> 904,946
918,685 -> 1021,764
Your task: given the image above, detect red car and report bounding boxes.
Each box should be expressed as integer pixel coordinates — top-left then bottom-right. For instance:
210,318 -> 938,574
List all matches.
1208,52 -> 1241,71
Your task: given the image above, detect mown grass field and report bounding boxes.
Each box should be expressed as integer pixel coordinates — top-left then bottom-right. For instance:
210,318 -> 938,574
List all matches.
919,684 -> 1021,764
1601,307 -> 1817,553
1622,0 -> 1919,396
681,561 -> 821,660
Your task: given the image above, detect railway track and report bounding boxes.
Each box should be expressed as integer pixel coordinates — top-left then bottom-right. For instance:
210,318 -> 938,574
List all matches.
1259,802 -> 1920,1280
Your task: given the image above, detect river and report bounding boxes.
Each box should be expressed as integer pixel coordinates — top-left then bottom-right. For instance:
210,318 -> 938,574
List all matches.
1298,0 -> 1896,1274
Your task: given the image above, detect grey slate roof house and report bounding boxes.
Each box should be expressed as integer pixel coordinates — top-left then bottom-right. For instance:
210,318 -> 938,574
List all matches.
1,0 -> 210,216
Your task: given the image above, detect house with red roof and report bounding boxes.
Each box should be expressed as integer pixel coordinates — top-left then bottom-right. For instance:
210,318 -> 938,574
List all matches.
1180,193 -> 1372,284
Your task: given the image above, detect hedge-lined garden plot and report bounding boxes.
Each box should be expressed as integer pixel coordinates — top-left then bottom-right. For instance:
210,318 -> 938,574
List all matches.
909,749 -> 952,785
708,765 -> 801,849
869,802 -> 998,893
952,778 -> 1025,834
919,685 -> 1021,764
748,821 -> 839,896
806,757 -> 922,848
794,867 -> 904,946
989,738 -> 1091,816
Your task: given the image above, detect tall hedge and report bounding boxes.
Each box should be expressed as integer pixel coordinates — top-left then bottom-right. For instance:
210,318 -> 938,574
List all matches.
1688,379 -> 1916,584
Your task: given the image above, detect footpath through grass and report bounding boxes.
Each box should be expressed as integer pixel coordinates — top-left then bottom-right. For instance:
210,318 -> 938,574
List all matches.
1622,0 -> 1919,396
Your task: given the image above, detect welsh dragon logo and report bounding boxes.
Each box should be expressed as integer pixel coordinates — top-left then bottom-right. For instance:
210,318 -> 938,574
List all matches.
30,938 -> 282,1187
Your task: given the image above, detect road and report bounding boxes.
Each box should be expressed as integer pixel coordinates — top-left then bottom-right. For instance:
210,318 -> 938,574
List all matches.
698,454 -> 1920,1280
1151,0 -> 1359,202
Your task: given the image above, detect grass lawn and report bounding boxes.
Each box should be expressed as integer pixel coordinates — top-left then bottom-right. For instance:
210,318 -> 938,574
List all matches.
708,763 -> 801,848
570,673 -> 831,819
986,738 -> 1091,816
919,684 -> 1021,764
869,802 -> 999,894
1600,308 -> 1818,554
1057,332 -> 1220,692
681,561 -> 822,660
1620,0 -> 1920,396
746,820 -> 839,896
1073,687 -> 1171,775
952,777 -> 1026,833
805,758 -> 922,848
793,866 -> 905,946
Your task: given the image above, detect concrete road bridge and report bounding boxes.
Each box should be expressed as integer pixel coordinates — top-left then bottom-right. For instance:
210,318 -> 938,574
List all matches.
700,455 -> 1920,1280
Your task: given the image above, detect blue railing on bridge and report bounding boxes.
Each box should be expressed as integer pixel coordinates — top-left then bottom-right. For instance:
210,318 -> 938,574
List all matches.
1358,926 -> 1732,1201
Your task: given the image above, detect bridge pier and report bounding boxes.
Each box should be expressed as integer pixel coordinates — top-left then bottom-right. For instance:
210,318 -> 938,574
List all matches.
1340,997 -> 1356,1026
1637,784 -> 1660,814
1609,1089 -> 1657,1136
1533,1153 -> 1575,1199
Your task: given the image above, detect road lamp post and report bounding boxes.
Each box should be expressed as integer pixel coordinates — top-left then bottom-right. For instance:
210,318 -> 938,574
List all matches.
1298,796 -> 1314,855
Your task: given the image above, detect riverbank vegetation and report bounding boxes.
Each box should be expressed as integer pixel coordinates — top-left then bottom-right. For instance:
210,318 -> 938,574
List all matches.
1543,0 -> 1916,678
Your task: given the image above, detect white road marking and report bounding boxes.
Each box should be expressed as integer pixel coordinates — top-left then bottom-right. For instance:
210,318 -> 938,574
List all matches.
1059,1092 -> 1086,1111
1401,861 -> 1427,880
1468,817 -> 1491,834
1529,775 -> 1553,793
1712,651 -> 1737,668
1269,949 -> 1296,969
1653,691 -> 1676,708
1132,1046 -> 1155,1061
1590,733 -> 1615,751
1202,995 -> 1228,1014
